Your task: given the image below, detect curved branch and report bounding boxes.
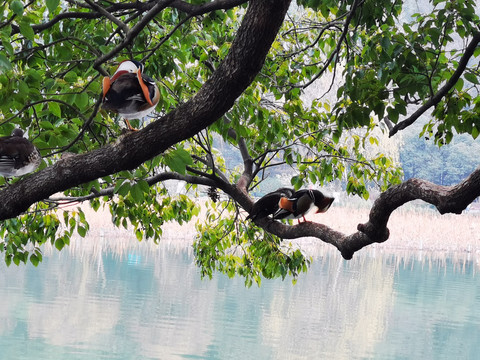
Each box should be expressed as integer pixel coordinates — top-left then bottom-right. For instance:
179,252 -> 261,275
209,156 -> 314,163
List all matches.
249,166 -> 480,260
389,32 -> 480,137
9,0 -> 248,36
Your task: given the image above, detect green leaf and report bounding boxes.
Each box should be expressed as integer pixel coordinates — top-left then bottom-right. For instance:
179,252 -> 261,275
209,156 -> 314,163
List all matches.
64,71 -> 77,83
175,148 -> 194,166
454,77 -> 464,91
1,38 -> 13,55
464,72 -> 479,85
19,20 -> 35,41
164,148 -> 193,175
77,225 -> 87,238
136,180 -> 150,193
46,0 -> 60,12
39,120 -> 54,130
75,92 -> 89,109
129,183 -> 145,203
55,238 -> 65,251
48,101 -> 62,118
0,53 -> 12,72
472,126 -> 479,139
10,0 -> 24,16
30,254 -> 40,267
115,182 -> 131,196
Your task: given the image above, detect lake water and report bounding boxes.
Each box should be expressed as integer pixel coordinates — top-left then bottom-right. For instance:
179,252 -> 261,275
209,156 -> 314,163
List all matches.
1,237 -> 480,360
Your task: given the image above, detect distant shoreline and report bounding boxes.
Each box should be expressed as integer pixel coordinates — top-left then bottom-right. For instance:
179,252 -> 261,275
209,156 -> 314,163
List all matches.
66,202 -> 480,256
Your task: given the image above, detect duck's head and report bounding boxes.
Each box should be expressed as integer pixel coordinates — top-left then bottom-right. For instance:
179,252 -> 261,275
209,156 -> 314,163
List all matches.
11,128 -> 24,138
111,60 -> 144,81
312,190 -> 334,213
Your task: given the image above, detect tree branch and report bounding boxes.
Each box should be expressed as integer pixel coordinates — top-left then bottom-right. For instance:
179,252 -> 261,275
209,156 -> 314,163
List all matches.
294,0 -> 361,89
389,32 -> 480,137
249,166 -> 480,260
47,171 -> 218,204
93,0 -> 176,71
84,0 -> 129,35
170,0 -> 249,15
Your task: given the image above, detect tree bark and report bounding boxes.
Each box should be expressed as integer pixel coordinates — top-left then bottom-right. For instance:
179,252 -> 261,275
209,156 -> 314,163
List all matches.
0,0 -> 292,221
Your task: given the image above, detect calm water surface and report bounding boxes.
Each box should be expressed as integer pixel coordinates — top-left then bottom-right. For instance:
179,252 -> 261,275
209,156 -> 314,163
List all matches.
1,238 -> 479,360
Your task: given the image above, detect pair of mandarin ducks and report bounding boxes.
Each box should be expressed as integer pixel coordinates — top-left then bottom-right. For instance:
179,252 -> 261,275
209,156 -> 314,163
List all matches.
0,60 -> 158,178
247,187 -> 334,223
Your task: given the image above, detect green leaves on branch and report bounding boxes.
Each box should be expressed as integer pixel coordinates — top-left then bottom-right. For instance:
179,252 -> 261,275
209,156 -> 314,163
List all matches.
110,177 -> 199,243
0,206 -> 89,267
164,148 -> 193,175
193,201 -> 310,287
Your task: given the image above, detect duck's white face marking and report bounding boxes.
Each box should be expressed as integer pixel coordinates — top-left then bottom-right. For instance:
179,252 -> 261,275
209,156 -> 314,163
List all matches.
115,61 -> 141,75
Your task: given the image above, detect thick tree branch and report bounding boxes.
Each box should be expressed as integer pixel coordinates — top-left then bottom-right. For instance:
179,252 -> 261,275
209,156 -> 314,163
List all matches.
389,32 -> 480,137
247,166 -> 480,260
0,0 -> 293,221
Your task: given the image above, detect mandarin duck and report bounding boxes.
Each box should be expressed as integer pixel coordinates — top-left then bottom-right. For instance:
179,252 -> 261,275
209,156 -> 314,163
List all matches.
274,189 -> 334,222
102,60 -> 160,130
246,187 -> 294,221
0,128 -> 41,177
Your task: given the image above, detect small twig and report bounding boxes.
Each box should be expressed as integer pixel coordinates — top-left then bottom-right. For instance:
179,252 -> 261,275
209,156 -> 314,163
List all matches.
85,0 -> 129,35
389,32 -> 480,137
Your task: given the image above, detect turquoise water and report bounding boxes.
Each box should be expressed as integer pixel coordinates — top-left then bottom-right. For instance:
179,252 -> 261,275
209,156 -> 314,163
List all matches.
1,239 -> 479,360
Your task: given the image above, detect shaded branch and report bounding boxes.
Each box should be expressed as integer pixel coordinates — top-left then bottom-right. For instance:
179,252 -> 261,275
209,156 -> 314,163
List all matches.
170,0 -> 249,15
8,0 -> 248,36
48,171 -> 218,204
294,0 -> 361,89
93,0 -> 176,71
84,0 -> 129,35
389,32 -> 480,137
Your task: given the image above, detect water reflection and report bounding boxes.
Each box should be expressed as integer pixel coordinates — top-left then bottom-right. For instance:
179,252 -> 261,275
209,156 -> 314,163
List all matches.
1,236 -> 480,360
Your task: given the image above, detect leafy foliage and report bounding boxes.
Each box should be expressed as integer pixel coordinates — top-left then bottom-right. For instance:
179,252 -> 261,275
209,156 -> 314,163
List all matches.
0,0 -> 478,284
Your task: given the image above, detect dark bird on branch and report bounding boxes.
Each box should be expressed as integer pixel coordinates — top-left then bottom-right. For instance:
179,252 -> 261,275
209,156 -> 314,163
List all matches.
102,60 -> 160,131
246,187 -> 295,221
274,189 -> 334,222
0,129 -> 41,177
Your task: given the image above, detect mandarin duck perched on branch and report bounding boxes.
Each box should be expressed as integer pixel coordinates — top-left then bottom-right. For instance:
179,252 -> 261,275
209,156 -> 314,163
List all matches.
0,129 -> 41,177
102,60 -> 160,131
246,187 -> 295,221
273,189 -> 334,223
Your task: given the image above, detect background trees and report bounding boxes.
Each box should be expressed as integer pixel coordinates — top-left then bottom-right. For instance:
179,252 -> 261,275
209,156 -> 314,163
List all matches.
0,0 -> 479,284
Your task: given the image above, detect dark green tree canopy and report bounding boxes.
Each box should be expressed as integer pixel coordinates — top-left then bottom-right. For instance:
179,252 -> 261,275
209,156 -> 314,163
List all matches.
0,0 -> 479,285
